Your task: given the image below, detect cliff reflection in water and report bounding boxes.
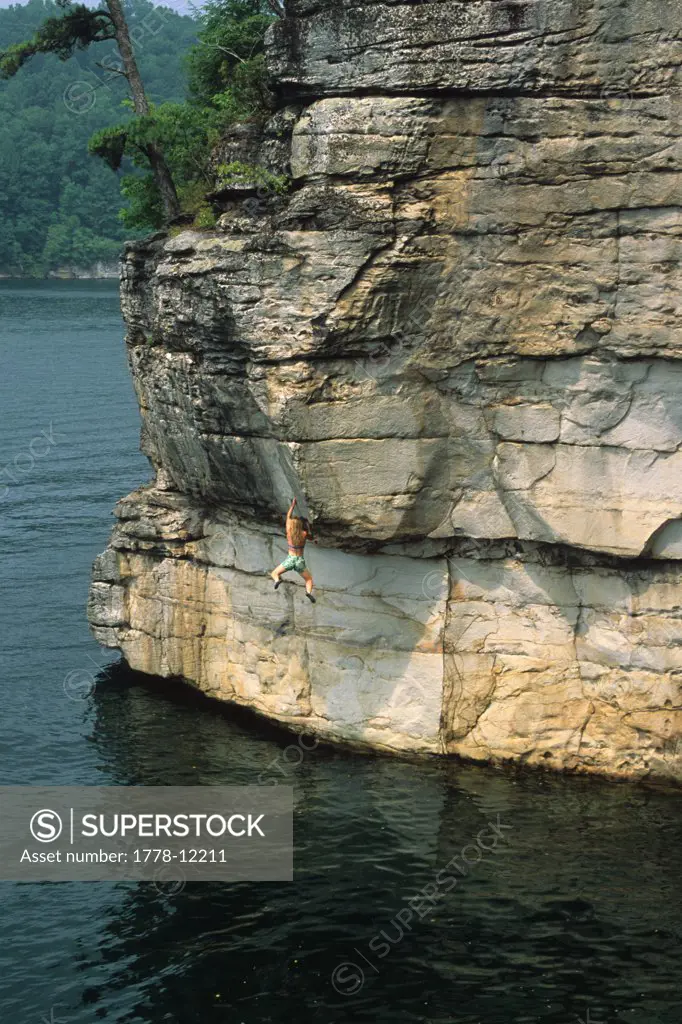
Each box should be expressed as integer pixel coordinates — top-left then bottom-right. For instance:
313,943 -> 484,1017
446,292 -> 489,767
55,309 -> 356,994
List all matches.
67,661 -> 682,1024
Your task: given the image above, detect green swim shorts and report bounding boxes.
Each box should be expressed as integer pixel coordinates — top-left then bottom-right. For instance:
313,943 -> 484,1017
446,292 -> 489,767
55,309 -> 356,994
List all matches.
281,554 -> 307,574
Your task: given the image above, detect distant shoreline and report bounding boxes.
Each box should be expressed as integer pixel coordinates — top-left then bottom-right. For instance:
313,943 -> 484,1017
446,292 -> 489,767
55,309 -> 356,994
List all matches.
0,263 -> 119,281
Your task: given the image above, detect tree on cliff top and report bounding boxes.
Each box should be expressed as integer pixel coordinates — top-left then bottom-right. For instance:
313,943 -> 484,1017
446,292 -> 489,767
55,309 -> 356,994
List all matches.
0,0 -> 180,223
90,0 -> 281,231
0,0 -> 282,244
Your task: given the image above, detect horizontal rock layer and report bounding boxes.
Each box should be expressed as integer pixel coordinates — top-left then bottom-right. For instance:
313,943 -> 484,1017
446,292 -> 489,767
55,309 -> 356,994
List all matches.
92,0 -> 682,783
269,0 -> 682,97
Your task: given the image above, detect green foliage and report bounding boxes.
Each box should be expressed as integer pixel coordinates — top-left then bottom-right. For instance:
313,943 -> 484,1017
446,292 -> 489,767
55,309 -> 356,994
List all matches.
179,180 -> 217,229
193,206 -> 217,228
130,101 -> 226,183
216,160 -> 290,194
88,123 -> 129,171
0,0 -> 281,273
120,173 -> 164,230
42,214 -> 121,267
185,0 -> 274,111
122,173 -> 217,232
0,5 -> 114,77
90,101 -> 229,228
0,0 -> 198,275
85,0 -> 278,234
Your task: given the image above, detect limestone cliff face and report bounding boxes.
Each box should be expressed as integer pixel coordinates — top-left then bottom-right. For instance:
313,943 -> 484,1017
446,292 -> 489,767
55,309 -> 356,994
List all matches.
90,0 -> 682,782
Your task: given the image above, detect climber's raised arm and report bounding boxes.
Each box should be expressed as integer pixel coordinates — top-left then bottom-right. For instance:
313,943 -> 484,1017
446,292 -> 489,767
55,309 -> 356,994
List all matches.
302,517 -> 316,543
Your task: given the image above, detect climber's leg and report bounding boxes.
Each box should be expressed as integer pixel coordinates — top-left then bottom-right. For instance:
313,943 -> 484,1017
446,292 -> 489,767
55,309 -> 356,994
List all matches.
272,554 -> 298,589
301,569 -> 316,603
271,563 -> 288,590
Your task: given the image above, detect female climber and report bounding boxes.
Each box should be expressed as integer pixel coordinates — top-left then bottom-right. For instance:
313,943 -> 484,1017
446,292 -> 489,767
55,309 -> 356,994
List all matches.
271,497 -> 316,602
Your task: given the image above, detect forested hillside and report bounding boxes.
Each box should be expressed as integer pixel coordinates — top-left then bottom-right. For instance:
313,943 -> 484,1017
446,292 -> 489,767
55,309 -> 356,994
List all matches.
0,0 -> 199,276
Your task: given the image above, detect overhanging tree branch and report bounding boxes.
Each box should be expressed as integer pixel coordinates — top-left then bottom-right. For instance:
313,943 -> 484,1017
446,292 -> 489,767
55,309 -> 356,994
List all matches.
0,7 -> 115,76
200,43 -> 248,63
94,60 -> 127,77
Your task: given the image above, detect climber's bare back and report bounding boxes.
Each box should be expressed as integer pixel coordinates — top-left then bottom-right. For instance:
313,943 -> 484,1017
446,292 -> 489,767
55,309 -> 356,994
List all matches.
270,497 -> 316,603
